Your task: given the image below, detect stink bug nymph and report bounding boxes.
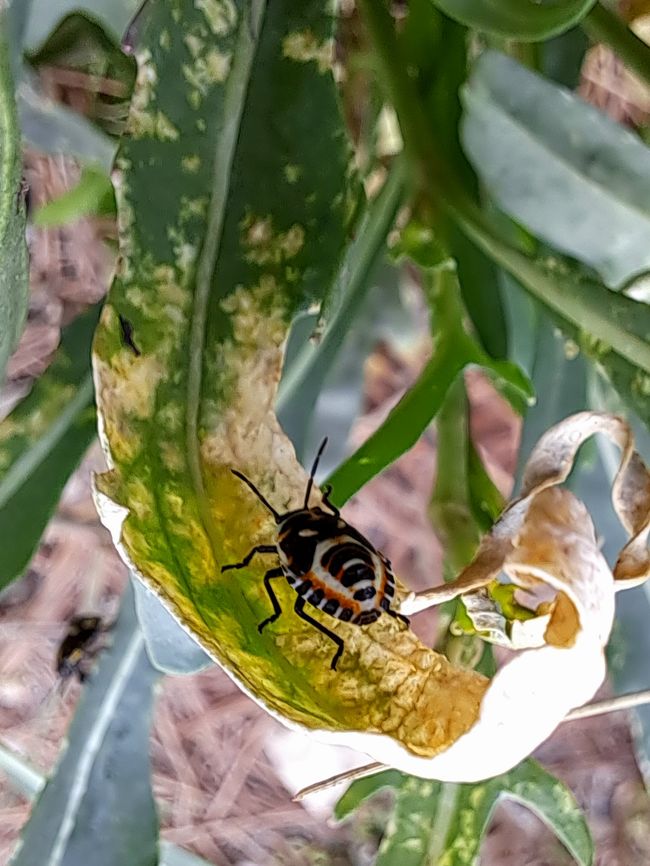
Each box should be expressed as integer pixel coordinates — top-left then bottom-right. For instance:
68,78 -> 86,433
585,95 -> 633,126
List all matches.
222,439 -> 410,670
56,615 -> 110,683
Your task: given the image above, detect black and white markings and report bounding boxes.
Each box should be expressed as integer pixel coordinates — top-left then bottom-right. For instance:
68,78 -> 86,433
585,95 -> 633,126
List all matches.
222,438 -> 410,670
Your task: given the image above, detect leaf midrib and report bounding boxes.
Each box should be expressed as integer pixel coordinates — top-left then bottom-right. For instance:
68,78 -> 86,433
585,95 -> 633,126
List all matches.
185,0 -> 267,559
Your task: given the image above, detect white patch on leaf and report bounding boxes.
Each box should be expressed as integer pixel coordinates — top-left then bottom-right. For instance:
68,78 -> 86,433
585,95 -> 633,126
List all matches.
283,30 -> 333,74
195,0 -> 237,35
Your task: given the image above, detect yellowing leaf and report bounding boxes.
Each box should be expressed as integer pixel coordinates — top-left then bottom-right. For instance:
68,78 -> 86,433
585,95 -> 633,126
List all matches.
94,0 -> 650,785
94,0 -> 487,775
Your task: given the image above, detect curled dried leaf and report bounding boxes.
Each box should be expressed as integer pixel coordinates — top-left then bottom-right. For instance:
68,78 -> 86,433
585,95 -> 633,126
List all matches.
388,411 -> 649,780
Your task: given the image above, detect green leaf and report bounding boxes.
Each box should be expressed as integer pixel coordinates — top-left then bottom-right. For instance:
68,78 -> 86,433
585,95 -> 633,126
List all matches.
515,313 -> 588,482
542,25 -> 589,89
450,225 -> 507,359
26,11 -> 136,138
0,9 -> 29,386
376,776 -> 444,866
462,50 -> 650,286
334,770 -> 404,821
0,744 -> 213,866
576,377 -> 650,789
283,261 -> 410,472
27,11 -> 135,84
34,164 -> 116,226
467,439 -> 504,531
336,762 -> 593,866
449,202 -> 650,429
401,5 -> 507,358
327,261 -> 533,504
12,584 -> 160,866
430,377 -> 480,571
441,761 -> 593,866
0,305 -> 99,590
430,0 -> 596,41
94,0 -> 491,767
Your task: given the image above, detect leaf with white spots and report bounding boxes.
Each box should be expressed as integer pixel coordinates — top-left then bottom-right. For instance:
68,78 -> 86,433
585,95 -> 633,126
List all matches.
94,0 -> 490,774
93,0 -> 650,785
336,761 -> 593,866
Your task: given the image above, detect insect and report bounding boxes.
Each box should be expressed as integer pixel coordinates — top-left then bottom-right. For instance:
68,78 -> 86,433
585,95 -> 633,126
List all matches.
222,439 -> 410,670
56,615 -> 110,683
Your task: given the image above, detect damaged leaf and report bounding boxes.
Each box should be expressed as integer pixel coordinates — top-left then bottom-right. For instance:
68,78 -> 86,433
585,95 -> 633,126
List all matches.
336,760 -> 593,866
94,0 -> 487,776
94,1 -> 649,785
0,306 -> 99,588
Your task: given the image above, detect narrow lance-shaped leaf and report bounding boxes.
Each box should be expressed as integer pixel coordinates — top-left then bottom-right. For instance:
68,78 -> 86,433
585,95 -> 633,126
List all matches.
463,50 -> 650,286
0,7 -> 29,385
12,583 -> 160,866
276,157 -> 405,460
327,259 -> 533,504
0,305 -> 99,589
133,577 -> 212,675
34,165 -> 116,227
21,0 -> 139,50
448,201 -> 650,427
93,0 -> 492,775
336,760 -> 593,866
0,726 -> 215,866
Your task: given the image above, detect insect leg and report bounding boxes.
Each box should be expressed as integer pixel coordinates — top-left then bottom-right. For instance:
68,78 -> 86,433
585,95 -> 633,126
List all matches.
222,544 -> 277,572
294,597 -> 345,670
387,608 -> 410,627
258,567 -> 285,632
320,484 -> 340,517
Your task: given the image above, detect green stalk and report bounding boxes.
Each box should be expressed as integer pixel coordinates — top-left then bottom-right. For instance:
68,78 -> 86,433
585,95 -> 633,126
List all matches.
426,783 -> 460,864
429,376 -> 479,574
583,2 -> 650,89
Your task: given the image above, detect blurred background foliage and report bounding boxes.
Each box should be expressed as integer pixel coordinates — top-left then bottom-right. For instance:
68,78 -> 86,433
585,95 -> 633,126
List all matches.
1,0 -> 650,864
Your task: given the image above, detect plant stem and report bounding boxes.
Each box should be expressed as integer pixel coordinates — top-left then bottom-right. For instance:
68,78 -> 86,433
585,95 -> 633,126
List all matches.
583,2 -> 650,88
426,783 -> 460,863
359,0 -> 443,191
430,376 -> 479,574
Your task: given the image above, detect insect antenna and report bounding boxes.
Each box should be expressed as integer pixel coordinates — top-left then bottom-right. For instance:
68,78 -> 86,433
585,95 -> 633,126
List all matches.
231,470 -> 282,522
304,437 -> 328,508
